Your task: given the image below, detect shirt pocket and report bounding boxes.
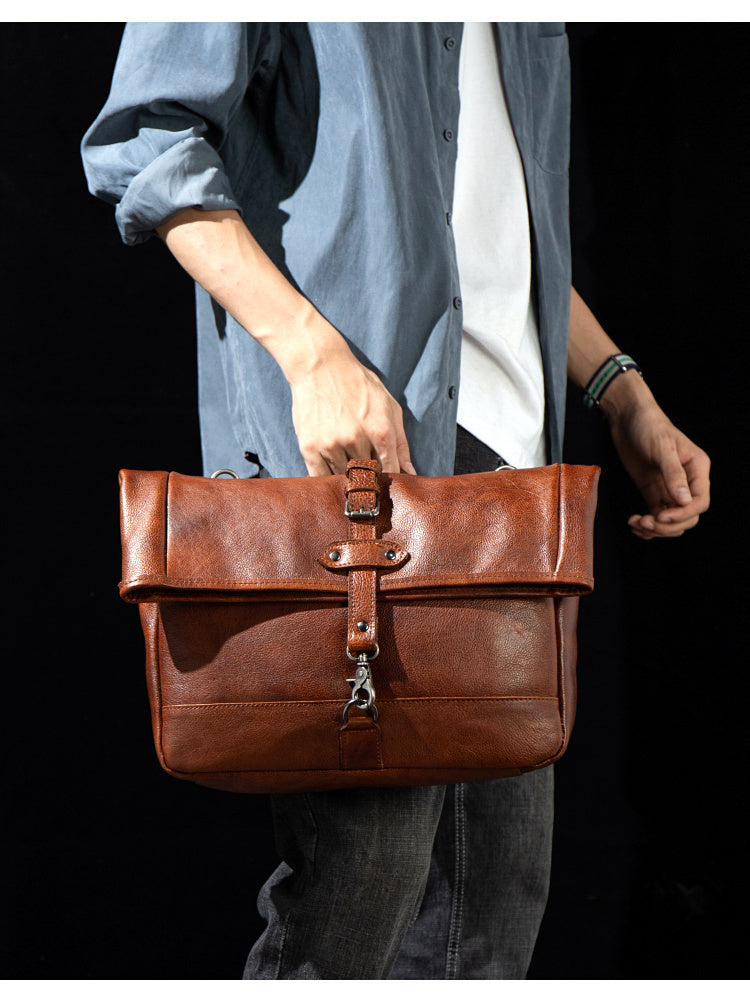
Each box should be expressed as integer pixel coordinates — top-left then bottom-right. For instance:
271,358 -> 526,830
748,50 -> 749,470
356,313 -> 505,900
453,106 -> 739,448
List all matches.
529,32 -> 571,175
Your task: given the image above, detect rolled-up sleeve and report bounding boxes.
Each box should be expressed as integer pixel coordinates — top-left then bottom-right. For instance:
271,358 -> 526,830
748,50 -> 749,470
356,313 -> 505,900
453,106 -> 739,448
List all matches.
81,22 -> 257,245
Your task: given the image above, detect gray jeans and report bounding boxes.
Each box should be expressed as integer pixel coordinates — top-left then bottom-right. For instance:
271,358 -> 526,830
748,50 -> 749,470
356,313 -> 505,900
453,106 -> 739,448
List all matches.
243,427 -> 554,979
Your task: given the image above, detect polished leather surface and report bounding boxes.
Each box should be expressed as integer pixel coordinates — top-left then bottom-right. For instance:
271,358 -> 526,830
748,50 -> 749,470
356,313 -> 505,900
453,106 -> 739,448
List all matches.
122,463 -> 599,793
120,464 -> 599,599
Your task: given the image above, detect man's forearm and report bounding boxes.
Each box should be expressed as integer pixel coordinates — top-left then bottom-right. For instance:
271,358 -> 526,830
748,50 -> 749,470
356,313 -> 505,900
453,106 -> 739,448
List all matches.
156,207 -> 350,381
568,285 -> 655,420
155,207 -> 414,476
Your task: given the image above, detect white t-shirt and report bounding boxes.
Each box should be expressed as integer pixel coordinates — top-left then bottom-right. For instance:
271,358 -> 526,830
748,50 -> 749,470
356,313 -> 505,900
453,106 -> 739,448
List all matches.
453,21 -> 548,469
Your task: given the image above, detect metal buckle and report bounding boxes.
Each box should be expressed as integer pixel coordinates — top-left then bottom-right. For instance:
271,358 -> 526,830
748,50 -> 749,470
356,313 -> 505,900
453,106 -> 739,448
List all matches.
344,497 -> 381,520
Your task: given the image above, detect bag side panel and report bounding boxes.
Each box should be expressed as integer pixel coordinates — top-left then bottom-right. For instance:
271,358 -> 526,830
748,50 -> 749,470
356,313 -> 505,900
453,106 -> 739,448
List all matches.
557,594 -> 580,748
138,602 -> 168,773
554,465 -> 600,586
119,470 -> 168,595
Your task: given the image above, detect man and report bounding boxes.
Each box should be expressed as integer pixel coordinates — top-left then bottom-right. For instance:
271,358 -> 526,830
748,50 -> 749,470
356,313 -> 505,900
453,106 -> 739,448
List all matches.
82,23 -> 710,979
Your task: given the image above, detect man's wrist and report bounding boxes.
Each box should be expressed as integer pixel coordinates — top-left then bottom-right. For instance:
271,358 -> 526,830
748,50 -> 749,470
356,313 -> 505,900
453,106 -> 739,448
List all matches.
269,302 -> 352,385
582,353 -> 641,408
597,367 -> 655,422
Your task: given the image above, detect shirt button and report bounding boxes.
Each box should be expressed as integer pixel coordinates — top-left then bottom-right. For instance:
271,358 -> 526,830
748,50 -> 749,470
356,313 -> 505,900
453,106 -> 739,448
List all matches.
444,37 -> 456,51
453,296 -> 462,310
448,385 -> 457,399
446,211 -> 452,225
443,128 -> 455,142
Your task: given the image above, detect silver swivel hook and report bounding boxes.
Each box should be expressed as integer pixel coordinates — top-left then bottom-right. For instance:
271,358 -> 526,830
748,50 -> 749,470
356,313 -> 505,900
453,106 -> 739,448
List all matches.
342,647 -> 379,723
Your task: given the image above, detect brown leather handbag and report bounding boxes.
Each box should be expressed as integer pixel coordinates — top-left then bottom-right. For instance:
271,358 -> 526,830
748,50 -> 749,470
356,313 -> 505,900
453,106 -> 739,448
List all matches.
119,459 -> 599,795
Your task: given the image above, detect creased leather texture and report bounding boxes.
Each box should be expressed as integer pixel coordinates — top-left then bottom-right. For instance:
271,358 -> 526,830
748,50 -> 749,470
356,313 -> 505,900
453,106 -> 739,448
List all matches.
120,463 -> 600,794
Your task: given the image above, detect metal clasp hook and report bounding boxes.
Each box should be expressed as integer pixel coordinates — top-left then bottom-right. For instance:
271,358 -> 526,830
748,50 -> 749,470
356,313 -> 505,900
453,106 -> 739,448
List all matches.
342,650 -> 379,722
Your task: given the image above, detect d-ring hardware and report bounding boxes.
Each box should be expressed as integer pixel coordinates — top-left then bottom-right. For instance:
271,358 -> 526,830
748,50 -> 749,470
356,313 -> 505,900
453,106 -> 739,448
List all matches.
211,469 -> 240,479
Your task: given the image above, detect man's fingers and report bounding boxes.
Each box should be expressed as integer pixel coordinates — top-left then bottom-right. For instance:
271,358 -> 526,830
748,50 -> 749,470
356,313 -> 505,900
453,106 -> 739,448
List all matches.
654,498 -> 707,523
369,421 -> 402,474
301,442 -> 349,476
367,405 -> 416,474
303,454 -> 335,477
302,421 -> 415,476
628,512 -> 700,539
683,449 -> 711,512
395,423 -> 417,474
659,446 -> 693,507
653,448 -> 711,523
342,431 -> 376,465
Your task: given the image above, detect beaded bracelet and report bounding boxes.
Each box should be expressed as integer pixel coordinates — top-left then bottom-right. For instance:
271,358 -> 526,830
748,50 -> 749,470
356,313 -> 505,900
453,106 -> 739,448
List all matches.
583,353 -> 642,409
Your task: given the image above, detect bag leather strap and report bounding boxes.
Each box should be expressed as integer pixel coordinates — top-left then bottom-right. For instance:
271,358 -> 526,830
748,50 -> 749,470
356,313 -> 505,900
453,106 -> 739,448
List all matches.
344,459 -> 382,656
337,459 -> 383,761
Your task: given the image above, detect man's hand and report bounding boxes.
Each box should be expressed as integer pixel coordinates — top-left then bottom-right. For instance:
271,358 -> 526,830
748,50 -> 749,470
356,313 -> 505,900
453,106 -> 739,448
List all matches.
568,286 -> 711,538
600,379 -> 711,539
286,334 -> 415,476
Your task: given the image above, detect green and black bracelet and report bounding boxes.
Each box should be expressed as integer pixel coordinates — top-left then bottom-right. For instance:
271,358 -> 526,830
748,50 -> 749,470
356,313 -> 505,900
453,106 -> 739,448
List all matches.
583,353 -> 642,409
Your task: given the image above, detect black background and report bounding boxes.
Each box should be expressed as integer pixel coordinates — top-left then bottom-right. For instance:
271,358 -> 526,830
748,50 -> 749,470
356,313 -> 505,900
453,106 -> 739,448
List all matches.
2,23 -> 748,979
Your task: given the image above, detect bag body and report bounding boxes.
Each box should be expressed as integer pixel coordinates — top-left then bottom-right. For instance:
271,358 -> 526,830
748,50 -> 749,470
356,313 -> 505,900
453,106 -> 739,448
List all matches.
119,463 -> 599,794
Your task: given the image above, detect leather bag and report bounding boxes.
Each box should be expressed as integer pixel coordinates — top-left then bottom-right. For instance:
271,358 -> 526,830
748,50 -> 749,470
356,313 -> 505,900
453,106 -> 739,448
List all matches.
119,459 -> 600,794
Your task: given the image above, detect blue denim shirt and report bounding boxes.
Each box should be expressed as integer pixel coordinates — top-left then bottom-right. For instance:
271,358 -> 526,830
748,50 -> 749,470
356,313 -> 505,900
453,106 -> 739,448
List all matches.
82,22 -> 571,477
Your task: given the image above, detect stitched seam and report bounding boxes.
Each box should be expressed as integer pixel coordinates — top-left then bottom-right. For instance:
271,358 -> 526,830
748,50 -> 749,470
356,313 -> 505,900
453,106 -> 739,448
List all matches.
124,575 -> 346,588
121,572 -> 588,589
530,604 -> 567,770
273,911 -> 291,980
153,611 -> 166,763
553,463 -> 563,577
162,696 -> 559,709
163,472 -> 170,578
367,569 -> 376,642
555,598 -> 566,745
165,763 -> 528,777
445,783 -> 466,979
532,154 -> 569,177
322,560 -> 405,571
302,792 -> 319,884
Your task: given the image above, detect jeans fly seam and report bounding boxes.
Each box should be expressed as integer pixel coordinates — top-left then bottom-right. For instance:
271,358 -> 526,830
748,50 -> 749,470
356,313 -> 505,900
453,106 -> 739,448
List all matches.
273,912 -> 292,980
301,792 -> 319,884
445,782 -> 466,979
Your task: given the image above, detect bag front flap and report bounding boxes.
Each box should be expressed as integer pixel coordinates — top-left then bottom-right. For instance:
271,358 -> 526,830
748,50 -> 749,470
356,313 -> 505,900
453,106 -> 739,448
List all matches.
119,465 -> 600,602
